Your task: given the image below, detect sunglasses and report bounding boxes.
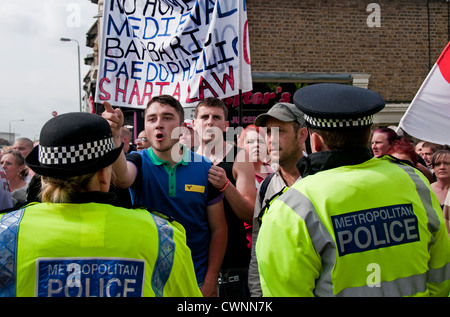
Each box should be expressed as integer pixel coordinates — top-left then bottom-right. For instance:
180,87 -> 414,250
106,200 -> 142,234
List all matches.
134,137 -> 148,144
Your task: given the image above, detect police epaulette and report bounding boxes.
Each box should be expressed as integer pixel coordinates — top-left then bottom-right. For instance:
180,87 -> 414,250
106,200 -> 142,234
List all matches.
131,204 -> 177,223
387,155 -> 415,168
0,207 -> 16,215
151,211 -> 177,223
0,201 -> 38,215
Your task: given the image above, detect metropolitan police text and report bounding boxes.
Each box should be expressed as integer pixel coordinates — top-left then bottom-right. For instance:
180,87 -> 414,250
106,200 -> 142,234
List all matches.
332,204 -> 420,256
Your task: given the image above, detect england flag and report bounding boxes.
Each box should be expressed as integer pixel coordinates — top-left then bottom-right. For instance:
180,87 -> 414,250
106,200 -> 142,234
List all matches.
398,42 -> 450,145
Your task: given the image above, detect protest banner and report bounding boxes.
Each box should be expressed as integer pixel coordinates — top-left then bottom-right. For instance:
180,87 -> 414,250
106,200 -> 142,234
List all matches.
398,42 -> 450,145
95,0 -> 252,109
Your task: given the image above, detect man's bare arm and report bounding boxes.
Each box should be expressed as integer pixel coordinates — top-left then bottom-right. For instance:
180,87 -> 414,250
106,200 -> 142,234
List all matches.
228,150 -> 257,224
208,150 -> 256,224
201,200 -> 227,297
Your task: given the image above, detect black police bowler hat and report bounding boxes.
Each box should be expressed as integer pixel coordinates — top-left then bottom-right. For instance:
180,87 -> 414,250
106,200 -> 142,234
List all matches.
293,83 -> 385,129
26,112 -> 123,178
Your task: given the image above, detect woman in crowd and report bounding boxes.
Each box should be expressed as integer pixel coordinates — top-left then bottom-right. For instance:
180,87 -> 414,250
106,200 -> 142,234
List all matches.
238,125 -> 273,185
238,125 -> 273,249
179,119 -> 199,149
388,138 -> 434,183
0,149 -> 28,206
371,127 -> 398,157
430,148 -> 450,208
388,138 -> 418,166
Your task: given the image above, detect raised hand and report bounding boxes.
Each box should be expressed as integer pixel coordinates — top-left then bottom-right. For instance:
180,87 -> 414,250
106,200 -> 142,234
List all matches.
101,101 -> 124,140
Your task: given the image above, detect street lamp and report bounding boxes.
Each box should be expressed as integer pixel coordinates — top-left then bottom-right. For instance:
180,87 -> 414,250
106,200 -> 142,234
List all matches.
9,119 -> 24,144
60,37 -> 82,112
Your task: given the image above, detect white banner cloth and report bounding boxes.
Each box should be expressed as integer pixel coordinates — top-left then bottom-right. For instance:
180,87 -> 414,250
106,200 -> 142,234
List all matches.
95,0 -> 252,108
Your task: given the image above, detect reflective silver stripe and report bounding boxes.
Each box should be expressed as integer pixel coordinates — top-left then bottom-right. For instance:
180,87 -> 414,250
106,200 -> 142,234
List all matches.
428,262 -> 450,284
150,214 -> 175,297
337,273 -> 427,297
393,162 -> 441,236
394,163 -> 450,285
340,263 -> 450,296
277,190 -> 336,297
278,161 -> 448,296
0,209 -> 25,297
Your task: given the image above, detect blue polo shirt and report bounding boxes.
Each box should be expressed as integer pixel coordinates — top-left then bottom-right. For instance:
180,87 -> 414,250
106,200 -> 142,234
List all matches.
127,146 -> 223,283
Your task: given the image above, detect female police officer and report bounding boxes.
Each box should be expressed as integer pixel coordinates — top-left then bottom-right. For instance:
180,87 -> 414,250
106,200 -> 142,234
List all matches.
0,112 -> 201,297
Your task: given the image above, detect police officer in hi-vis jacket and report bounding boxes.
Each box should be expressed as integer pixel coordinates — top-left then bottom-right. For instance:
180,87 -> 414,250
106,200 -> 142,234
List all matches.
256,83 -> 450,297
0,112 -> 201,297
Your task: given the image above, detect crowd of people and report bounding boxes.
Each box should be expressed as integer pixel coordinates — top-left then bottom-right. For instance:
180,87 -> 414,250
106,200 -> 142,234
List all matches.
0,138 -> 35,209
0,83 -> 449,297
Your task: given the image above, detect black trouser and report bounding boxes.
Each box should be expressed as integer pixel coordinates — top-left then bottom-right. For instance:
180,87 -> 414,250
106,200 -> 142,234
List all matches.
218,268 -> 249,297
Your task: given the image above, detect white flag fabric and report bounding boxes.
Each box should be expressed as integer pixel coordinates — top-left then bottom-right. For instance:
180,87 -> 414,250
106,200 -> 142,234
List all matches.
398,42 -> 450,145
95,0 -> 252,108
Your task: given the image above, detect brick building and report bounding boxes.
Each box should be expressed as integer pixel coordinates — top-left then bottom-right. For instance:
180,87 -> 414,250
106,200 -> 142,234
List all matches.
83,0 -> 450,135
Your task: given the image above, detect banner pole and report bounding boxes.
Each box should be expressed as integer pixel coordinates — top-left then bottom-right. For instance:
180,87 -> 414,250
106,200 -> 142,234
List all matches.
238,89 -> 243,127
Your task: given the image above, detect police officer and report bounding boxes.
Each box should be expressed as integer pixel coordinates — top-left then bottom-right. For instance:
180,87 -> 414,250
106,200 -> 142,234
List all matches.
256,83 -> 450,297
0,112 -> 201,297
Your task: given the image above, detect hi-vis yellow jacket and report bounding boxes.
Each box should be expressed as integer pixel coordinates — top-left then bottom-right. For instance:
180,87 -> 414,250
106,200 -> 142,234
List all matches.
0,202 -> 202,297
256,156 -> 450,297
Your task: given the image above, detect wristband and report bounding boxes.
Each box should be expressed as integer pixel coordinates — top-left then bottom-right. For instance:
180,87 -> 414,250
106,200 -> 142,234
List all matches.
219,179 -> 230,192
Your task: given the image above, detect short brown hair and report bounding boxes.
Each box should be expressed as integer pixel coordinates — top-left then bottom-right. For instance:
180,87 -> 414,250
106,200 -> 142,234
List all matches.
194,97 -> 228,119
422,142 -> 443,153
146,95 -> 184,123
309,126 -> 372,150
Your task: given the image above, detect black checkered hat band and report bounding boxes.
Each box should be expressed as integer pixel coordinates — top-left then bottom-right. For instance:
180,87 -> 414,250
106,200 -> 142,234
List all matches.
304,114 -> 373,128
38,137 -> 116,165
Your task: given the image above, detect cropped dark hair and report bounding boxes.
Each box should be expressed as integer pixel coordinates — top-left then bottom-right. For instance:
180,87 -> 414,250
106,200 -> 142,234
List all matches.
195,97 -> 228,119
146,95 -> 184,123
309,126 -> 372,150
423,142 -> 443,153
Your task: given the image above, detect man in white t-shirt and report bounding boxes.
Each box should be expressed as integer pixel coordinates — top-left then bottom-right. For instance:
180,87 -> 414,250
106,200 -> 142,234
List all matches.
248,102 -> 308,297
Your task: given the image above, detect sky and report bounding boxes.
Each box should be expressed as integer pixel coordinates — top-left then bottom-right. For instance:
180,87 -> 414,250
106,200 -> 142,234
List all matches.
0,0 -> 99,142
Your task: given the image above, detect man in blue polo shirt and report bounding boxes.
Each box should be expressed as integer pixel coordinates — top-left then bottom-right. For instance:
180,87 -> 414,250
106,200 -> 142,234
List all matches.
102,95 -> 227,297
